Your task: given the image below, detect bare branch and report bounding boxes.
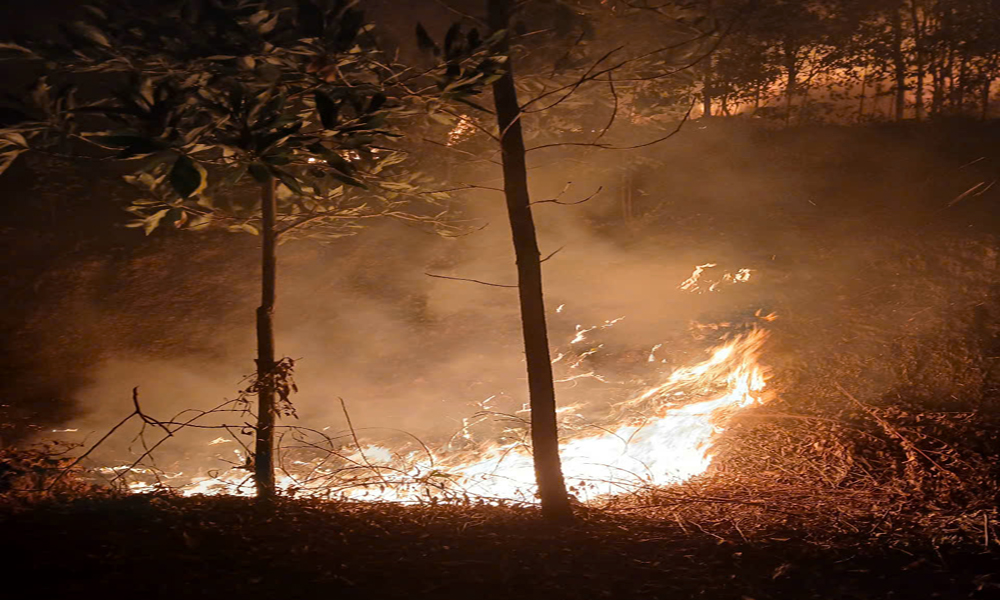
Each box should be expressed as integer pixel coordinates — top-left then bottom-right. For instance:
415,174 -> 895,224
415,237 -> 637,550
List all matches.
527,104 -> 693,152
540,246 -> 565,263
422,137 -> 503,166
594,74 -> 619,144
419,183 -> 505,194
425,272 -> 517,288
532,185 -> 603,205
521,31 -> 714,114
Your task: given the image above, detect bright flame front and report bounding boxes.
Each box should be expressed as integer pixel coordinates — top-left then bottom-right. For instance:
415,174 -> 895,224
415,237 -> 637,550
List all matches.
126,327 -> 770,504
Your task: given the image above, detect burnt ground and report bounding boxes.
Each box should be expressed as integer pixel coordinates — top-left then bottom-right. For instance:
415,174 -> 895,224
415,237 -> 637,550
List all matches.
3,493 -> 999,600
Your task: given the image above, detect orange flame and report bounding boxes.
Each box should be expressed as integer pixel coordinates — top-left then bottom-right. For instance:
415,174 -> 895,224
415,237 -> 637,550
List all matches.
124,328 -> 770,503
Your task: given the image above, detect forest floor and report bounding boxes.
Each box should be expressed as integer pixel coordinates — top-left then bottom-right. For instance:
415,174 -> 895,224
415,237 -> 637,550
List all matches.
4,493 -> 999,600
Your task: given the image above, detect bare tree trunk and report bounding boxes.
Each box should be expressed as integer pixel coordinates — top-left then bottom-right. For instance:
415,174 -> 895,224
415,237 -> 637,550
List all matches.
946,47 -> 956,112
702,86 -> 712,118
932,62 -> 945,116
956,50 -> 969,111
255,176 -> 277,499
983,77 -> 993,121
858,65 -> 869,122
487,0 -> 573,523
892,6 -> 906,121
910,1 -> 925,120
783,40 -> 798,126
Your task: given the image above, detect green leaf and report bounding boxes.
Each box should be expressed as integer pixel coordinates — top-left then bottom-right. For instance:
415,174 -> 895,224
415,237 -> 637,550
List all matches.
466,28 -> 481,51
366,93 -> 387,114
262,153 -> 292,166
380,181 -> 415,192
0,42 -> 35,57
314,91 -> 340,129
0,149 -> 27,176
221,165 -> 247,187
325,152 -> 355,175
248,162 -> 271,183
482,29 -> 507,48
0,132 -> 28,149
307,143 -> 355,175
164,207 -> 184,227
70,21 -> 111,47
169,155 -> 206,198
186,214 -> 212,230
119,138 -> 164,159
454,96 -> 491,113
415,23 -> 440,56
143,208 -> 169,235
271,167 -> 304,195
256,122 -> 302,154
331,172 -> 367,189
444,23 -> 462,59
428,111 -> 455,126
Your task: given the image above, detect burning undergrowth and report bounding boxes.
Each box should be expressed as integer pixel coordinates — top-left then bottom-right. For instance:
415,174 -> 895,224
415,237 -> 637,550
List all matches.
624,231 -> 1000,547
69,294 -> 772,505
6,226 -> 1000,554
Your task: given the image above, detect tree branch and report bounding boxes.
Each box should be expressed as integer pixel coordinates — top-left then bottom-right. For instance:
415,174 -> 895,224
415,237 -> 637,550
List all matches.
425,272 -> 517,288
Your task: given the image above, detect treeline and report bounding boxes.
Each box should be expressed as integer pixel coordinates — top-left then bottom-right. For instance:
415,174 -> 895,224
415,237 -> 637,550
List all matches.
617,0 -> 1000,123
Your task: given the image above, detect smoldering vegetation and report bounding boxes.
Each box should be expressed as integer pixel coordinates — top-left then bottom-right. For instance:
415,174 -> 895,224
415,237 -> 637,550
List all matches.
3,119 -> 1000,506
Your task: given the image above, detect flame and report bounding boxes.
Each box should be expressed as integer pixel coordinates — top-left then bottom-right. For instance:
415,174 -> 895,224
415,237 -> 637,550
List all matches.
121,328 -> 770,504
680,263 -> 754,294
108,263 -> 771,503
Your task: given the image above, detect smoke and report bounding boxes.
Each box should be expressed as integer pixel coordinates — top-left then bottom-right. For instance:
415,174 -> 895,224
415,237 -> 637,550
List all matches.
7,117 -> 1000,480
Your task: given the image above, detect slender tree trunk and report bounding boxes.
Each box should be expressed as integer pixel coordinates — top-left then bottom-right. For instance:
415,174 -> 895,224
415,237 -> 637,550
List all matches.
910,2 -> 925,120
956,51 -> 968,110
946,48 -> 956,112
932,62 -> 945,116
914,60 -> 925,120
487,0 -> 573,523
892,6 -> 906,121
783,41 -> 798,126
983,76 -> 993,121
702,85 -> 712,118
255,176 -> 278,499
858,65 -> 868,122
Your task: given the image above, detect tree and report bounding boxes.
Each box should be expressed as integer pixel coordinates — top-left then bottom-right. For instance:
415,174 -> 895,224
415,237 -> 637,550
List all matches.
0,0 -> 446,499
408,0 -> 723,520
486,0 -> 573,522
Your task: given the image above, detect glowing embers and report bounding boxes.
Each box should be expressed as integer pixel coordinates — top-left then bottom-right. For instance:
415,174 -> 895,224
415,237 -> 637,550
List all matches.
446,114 -> 476,146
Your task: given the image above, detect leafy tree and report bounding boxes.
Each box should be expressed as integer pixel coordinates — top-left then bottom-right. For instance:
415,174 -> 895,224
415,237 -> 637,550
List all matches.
0,0 -> 448,499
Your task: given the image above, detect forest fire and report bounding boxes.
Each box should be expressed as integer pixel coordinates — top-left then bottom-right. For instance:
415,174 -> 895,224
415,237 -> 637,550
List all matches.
121,325 -> 771,504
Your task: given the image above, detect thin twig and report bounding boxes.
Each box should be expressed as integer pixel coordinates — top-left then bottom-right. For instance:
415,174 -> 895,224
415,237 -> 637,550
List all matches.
339,397 -> 391,488
425,272 -> 517,288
